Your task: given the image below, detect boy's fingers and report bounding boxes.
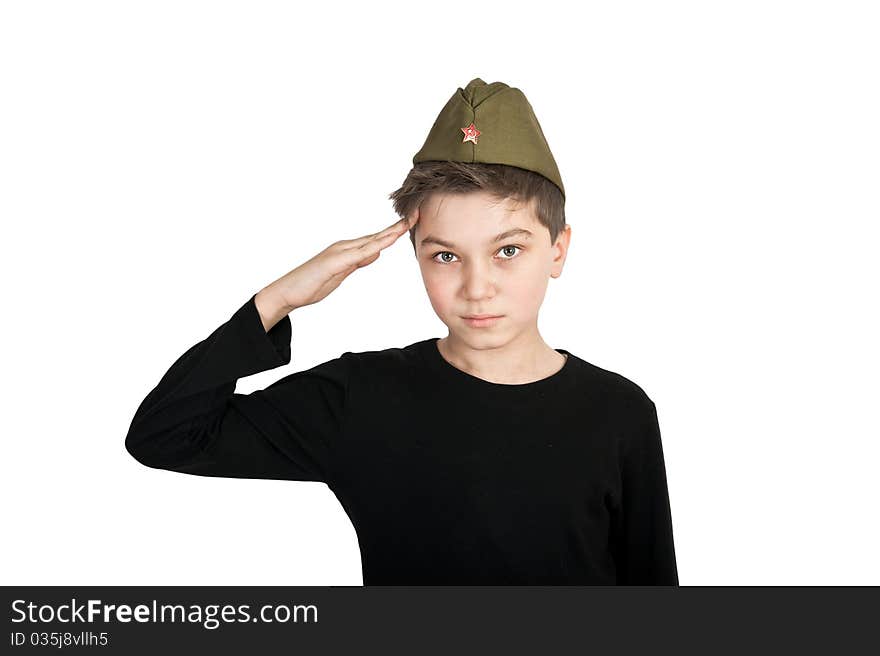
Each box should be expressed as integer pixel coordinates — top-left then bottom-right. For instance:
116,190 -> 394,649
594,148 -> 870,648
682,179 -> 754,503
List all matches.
374,218 -> 408,237
350,227 -> 400,257
343,218 -> 407,248
337,227 -> 398,264
408,207 -> 420,227
337,213 -> 414,252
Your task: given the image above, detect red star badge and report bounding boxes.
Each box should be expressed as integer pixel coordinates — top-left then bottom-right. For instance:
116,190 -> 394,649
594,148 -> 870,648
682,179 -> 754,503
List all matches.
461,122 -> 481,144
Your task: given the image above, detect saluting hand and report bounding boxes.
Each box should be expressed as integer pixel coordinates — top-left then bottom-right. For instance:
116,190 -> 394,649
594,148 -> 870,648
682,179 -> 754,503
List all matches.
255,208 -> 420,328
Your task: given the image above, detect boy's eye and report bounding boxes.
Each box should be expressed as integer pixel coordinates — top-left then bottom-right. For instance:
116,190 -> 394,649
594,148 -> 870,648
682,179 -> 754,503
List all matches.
431,245 -> 523,264
433,251 -> 458,264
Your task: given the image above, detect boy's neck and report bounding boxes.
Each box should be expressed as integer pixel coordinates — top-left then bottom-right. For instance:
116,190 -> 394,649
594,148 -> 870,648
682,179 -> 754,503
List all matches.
436,331 -> 567,385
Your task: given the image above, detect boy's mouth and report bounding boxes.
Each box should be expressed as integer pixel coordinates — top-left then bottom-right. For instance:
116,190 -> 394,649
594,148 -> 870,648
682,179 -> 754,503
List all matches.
461,315 -> 504,328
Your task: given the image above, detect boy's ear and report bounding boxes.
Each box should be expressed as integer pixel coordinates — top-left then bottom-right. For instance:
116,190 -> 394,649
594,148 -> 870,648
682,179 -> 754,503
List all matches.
550,224 -> 571,278
556,223 -> 571,246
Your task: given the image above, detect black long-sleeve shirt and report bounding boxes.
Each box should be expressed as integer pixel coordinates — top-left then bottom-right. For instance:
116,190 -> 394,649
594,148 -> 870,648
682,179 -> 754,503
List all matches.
125,294 -> 679,585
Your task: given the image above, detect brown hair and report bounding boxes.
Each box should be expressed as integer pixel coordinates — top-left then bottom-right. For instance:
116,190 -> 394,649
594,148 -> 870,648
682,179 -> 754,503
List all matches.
388,161 -> 566,253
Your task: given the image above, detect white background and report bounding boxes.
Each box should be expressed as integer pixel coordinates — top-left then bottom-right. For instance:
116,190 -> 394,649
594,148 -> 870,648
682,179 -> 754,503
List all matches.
1,0 -> 878,586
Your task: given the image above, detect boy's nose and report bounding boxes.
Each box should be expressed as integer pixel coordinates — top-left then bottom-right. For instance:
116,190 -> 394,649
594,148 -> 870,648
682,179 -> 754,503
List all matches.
461,267 -> 496,300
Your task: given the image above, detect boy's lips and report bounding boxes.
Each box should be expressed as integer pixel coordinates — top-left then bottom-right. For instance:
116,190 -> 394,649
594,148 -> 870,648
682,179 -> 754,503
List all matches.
462,315 -> 504,328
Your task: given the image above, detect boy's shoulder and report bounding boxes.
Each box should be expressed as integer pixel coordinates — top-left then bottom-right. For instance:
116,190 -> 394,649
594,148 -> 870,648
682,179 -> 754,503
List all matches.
339,338 -> 434,373
569,355 -> 655,406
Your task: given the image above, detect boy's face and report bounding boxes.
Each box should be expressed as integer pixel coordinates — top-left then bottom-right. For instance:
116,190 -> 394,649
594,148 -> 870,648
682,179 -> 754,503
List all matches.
413,190 -> 571,346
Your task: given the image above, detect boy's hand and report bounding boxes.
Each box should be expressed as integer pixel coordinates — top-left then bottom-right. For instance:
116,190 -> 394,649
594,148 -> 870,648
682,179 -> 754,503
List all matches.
263,208 -> 420,313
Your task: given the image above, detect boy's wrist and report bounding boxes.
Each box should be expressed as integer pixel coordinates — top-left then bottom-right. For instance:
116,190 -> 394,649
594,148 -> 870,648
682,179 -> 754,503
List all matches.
254,285 -> 294,333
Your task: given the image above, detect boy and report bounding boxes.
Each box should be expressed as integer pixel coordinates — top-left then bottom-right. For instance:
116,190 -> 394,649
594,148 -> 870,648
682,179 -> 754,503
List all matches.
125,78 -> 679,585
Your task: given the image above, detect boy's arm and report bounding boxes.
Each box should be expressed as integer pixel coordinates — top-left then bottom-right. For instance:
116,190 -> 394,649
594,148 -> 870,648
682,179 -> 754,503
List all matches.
124,293 -> 349,484
124,214 -> 414,485
616,399 -> 679,585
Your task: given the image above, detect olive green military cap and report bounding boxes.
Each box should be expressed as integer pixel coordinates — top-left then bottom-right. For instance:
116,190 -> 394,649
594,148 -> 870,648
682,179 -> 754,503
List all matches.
412,77 -> 565,199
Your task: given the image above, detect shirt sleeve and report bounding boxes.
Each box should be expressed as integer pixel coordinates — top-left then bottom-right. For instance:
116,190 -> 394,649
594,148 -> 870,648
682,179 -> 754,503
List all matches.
615,398 -> 679,585
124,293 -> 349,484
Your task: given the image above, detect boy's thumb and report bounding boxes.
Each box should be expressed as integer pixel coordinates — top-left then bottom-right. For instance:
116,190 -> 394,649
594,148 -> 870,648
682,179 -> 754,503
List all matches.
356,251 -> 381,268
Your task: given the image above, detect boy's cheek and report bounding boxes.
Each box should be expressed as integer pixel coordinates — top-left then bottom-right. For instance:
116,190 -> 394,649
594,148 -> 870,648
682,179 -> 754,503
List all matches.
424,287 -> 454,318
420,270 -> 452,297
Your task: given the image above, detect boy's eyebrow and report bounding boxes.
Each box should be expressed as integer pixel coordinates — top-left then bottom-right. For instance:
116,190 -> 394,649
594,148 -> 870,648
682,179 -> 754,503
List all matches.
420,228 -> 534,250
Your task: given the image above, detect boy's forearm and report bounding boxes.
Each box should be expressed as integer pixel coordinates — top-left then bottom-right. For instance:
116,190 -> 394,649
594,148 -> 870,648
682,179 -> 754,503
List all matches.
254,284 -> 294,333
